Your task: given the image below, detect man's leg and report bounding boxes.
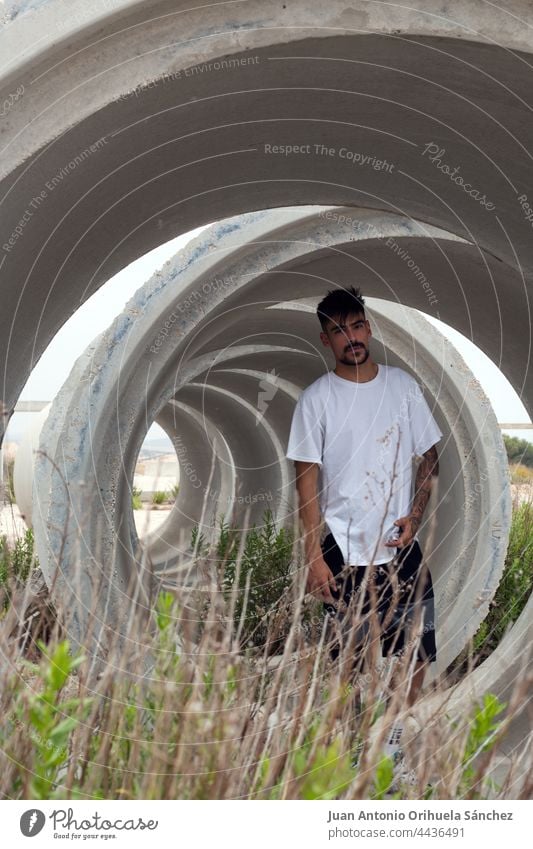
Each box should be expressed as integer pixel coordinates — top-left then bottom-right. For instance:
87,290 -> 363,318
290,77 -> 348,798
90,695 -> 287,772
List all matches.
378,541 -> 437,770
320,533 -> 383,740
381,543 -> 436,693
405,660 -> 427,708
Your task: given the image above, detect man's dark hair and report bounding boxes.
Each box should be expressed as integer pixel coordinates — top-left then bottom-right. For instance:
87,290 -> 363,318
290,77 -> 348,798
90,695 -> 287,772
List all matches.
316,286 -> 366,331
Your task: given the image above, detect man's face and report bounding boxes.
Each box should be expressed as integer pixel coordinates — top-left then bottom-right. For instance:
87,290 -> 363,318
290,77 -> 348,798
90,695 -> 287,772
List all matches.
320,311 -> 372,366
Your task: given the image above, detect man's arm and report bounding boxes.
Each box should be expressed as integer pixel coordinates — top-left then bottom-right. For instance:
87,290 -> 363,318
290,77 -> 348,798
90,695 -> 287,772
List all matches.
410,444 -> 439,533
385,444 -> 439,549
294,460 -> 337,604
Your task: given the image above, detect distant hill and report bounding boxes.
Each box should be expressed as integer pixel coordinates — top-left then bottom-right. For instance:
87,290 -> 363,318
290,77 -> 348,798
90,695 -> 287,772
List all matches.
4,425 -> 173,461
138,437 -> 174,459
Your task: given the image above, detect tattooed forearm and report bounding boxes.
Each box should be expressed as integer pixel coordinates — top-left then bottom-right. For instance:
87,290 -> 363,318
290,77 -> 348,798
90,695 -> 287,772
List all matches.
410,445 -> 439,530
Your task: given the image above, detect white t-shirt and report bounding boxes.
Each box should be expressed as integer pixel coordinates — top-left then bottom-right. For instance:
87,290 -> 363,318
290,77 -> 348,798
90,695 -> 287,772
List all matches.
286,364 -> 442,565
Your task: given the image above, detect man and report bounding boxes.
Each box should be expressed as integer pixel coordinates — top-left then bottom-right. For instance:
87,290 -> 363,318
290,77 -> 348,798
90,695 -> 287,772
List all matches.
286,287 -> 441,756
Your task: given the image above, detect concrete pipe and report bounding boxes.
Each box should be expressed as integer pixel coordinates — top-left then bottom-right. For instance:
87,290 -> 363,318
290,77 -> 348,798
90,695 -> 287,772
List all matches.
24,208 -> 510,676
2,0 -> 533,431
1,0 -> 531,786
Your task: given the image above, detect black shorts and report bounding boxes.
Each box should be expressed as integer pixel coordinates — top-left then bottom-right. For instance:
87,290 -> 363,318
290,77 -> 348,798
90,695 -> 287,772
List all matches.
321,532 -> 437,663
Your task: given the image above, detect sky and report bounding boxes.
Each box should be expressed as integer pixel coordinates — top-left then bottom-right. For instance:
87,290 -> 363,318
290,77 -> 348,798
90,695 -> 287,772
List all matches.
5,226 -> 532,446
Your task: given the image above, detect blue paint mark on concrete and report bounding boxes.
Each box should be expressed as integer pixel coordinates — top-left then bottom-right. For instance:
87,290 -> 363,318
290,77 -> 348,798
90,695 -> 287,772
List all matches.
3,0 -> 51,25
109,312 -> 133,345
214,218 -> 243,238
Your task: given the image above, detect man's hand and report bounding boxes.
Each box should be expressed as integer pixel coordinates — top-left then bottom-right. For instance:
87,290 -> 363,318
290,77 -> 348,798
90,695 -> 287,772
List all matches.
306,553 -> 338,604
384,515 -> 420,549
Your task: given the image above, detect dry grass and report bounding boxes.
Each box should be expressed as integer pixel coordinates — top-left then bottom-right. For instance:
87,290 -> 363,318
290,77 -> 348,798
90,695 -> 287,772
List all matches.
0,454 -> 530,801
510,463 -> 533,485
0,521 -> 530,802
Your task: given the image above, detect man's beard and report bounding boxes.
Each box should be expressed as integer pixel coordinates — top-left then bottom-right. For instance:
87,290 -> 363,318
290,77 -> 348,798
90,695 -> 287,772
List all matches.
340,345 -> 369,366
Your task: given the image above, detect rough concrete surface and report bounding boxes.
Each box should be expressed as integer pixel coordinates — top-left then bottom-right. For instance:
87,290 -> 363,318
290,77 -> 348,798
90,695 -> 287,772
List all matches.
1,0 -> 531,794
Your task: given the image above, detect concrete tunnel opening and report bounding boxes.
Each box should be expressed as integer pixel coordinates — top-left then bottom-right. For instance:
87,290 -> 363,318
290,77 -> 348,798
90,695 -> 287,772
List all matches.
9,205 -> 510,676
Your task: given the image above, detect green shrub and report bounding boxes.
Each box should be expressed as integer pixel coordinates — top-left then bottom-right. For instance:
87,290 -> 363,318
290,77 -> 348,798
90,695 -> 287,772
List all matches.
474,500 -> 533,657
131,486 -> 143,510
451,499 -> 533,673
0,528 -> 38,595
152,490 -> 169,505
11,640 -> 91,798
503,434 -> 533,468
216,508 -> 295,652
190,524 -> 208,555
458,694 -> 506,797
